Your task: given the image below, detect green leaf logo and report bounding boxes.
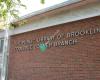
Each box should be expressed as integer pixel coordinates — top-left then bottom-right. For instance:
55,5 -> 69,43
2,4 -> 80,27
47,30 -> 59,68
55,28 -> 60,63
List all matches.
39,43 -> 47,52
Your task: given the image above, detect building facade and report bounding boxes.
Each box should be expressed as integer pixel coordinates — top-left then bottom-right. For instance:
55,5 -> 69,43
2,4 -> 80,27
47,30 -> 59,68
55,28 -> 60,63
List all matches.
0,0 -> 100,80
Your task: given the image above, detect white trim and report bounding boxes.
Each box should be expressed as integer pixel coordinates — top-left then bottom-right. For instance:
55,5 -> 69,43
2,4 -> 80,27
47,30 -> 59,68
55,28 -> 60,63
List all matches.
12,3 -> 100,34
12,0 -> 81,23
0,2 -> 100,38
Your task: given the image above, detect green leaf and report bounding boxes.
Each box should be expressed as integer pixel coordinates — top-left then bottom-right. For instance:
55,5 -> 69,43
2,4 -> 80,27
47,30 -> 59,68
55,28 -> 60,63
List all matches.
10,11 -> 19,19
41,0 -> 45,4
20,4 -> 26,9
17,0 -> 21,3
2,9 -> 7,20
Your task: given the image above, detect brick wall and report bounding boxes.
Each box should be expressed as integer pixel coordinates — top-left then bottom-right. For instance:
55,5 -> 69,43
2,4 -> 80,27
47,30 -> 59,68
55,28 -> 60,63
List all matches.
8,16 -> 100,80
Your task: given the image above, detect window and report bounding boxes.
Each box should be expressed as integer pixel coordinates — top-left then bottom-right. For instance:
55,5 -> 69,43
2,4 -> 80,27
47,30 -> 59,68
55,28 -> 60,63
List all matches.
0,39 -> 4,53
0,39 -> 4,80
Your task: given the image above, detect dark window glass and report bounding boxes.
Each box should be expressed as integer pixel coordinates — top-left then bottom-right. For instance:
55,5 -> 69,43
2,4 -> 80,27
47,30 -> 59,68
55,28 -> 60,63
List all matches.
0,39 -> 4,53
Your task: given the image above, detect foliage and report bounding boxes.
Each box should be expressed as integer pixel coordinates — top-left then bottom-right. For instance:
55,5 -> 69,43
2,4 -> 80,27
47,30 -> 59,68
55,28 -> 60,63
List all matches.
0,0 -> 45,29
0,0 -> 26,20
41,0 -> 45,4
0,0 -> 26,30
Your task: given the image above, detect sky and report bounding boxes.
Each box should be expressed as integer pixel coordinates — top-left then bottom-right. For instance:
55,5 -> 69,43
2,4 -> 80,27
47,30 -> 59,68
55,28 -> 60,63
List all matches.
19,0 -> 68,16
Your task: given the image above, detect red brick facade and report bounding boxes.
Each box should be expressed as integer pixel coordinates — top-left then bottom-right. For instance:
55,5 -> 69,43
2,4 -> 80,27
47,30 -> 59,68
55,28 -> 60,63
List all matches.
8,16 -> 100,80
